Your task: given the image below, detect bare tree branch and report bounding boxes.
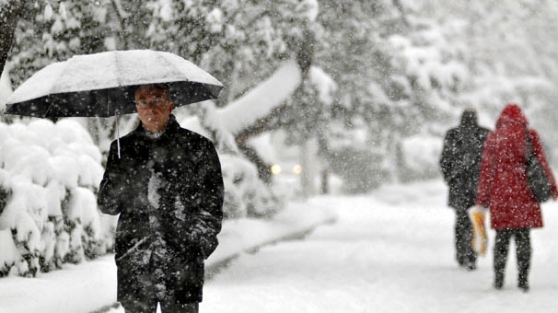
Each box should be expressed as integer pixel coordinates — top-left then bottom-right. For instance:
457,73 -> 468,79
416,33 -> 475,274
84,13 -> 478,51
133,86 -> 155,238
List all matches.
234,103 -> 288,145
393,0 -> 409,27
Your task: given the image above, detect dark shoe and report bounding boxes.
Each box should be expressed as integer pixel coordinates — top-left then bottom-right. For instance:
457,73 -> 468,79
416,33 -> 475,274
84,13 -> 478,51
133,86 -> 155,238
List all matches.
494,274 -> 504,290
458,258 -> 476,271
518,280 -> 529,292
465,262 -> 477,271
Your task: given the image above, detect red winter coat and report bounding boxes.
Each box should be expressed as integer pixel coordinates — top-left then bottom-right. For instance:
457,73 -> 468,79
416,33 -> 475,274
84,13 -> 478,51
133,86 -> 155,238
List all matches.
476,104 -> 558,230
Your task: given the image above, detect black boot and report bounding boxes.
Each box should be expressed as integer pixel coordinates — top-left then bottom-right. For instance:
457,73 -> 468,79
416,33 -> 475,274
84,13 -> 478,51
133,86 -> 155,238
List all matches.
464,258 -> 477,271
518,281 -> 529,292
518,276 -> 529,292
494,272 -> 504,290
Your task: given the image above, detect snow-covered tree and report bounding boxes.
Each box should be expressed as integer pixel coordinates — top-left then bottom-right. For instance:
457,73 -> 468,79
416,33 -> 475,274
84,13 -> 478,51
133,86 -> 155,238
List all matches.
313,0 -> 558,188
0,0 -> 24,78
8,0 -> 108,86
415,0 -> 558,151
315,0 -> 417,189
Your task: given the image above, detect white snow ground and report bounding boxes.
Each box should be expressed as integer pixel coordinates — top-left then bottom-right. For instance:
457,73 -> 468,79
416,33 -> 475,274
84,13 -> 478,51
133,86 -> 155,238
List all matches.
3,179 -> 558,313
202,180 -> 558,313
0,202 -> 336,313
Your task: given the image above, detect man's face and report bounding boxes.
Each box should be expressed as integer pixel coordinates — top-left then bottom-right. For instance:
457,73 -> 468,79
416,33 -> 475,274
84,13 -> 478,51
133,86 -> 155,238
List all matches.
135,85 -> 174,132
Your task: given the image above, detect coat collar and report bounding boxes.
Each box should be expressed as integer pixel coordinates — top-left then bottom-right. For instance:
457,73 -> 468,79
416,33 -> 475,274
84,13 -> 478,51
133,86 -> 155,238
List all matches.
136,114 -> 181,140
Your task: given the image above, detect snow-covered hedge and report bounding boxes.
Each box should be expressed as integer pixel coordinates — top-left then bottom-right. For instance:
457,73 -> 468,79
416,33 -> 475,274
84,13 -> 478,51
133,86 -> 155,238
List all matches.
400,134 -> 443,181
0,119 -> 115,277
219,154 -> 284,219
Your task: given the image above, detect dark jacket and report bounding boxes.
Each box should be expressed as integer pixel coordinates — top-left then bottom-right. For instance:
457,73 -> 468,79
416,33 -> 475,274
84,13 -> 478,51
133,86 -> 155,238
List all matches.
476,104 -> 558,230
440,110 -> 490,210
98,115 -> 224,304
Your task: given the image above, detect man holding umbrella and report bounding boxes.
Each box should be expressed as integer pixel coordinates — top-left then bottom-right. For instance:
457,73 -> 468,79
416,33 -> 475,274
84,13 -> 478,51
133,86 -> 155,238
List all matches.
97,83 -> 224,313
4,50 -> 225,312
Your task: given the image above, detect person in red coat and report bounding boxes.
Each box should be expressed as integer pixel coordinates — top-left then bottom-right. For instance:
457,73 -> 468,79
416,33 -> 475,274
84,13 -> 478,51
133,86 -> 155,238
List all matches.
476,104 -> 558,291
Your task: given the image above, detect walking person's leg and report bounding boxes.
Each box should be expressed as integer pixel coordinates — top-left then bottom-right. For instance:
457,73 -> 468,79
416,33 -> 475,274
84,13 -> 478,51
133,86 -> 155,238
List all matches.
454,209 -> 467,267
514,228 -> 532,291
455,209 -> 476,269
493,229 -> 512,289
462,208 -> 477,269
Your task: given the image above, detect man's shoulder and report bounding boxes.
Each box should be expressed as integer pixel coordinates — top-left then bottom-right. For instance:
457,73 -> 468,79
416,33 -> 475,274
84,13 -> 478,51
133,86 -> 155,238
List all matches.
111,127 -> 142,145
445,127 -> 460,137
175,126 -> 212,142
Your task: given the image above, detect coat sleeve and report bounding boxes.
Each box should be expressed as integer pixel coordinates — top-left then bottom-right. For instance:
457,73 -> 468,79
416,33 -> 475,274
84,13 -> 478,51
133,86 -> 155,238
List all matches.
97,141 -> 126,215
476,135 -> 494,207
190,140 -> 224,259
439,131 -> 455,183
529,129 -> 558,198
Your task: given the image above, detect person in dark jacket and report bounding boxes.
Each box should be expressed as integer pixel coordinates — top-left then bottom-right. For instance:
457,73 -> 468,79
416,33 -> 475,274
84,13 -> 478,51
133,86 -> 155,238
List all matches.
476,104 -> 558,291
98,83 -> 224,313
440,108 -> 490,270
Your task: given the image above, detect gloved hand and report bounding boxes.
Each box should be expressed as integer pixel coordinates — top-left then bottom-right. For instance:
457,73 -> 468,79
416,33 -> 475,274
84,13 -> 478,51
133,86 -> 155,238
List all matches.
187,220 -> 218,258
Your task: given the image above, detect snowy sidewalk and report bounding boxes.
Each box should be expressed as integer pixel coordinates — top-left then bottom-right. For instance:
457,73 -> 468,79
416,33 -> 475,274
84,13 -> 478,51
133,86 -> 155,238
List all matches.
0,202 -> 336,313
202,181 -> 558,313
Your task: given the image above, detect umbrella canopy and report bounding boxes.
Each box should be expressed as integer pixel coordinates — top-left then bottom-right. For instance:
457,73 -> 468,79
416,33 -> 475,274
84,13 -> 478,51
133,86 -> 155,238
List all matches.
4,50 -> 224,118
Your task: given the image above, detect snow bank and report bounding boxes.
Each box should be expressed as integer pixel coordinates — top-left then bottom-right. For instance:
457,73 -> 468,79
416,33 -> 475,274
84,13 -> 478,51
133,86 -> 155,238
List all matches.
401,133 -> 443,180
0,201 -> 336,313
0,119 -> 111,277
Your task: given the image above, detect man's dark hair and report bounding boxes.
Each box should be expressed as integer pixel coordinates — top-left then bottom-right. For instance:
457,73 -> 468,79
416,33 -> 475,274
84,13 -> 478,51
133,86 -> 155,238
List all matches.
134,83 -> 171,102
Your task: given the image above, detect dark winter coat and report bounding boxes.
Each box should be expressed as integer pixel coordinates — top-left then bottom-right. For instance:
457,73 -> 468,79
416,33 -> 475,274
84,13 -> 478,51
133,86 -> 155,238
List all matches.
98,115 -> 224,304
440,110 -> 490,210
476,104 -> 558,230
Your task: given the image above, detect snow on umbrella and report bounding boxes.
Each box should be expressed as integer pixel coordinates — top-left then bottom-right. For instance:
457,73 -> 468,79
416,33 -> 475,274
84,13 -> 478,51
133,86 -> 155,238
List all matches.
4,49 -> 224,118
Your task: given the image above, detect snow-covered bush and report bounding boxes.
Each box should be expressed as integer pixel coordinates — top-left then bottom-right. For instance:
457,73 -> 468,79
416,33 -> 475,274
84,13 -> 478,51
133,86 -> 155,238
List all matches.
0,119 -> 114,277
178,100 -> 287,220
219,154 -> 284,219
399,134 -> 443,182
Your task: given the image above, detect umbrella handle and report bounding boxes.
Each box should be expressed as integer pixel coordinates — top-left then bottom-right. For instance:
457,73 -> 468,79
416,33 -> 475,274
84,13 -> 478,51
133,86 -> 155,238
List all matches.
116,109 -> 121,159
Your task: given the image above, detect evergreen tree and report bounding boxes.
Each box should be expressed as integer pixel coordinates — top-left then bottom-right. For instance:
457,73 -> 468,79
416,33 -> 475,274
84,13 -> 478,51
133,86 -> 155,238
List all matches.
9,0 -> 108,86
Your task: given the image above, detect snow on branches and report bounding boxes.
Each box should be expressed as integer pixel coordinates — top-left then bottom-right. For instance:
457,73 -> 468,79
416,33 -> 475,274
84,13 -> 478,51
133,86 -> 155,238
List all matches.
0,119 -> 113,277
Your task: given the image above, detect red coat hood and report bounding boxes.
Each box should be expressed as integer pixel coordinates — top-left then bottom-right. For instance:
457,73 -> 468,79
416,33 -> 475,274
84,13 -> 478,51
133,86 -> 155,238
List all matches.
476,103 -> 558,229
496,103 -> 528,129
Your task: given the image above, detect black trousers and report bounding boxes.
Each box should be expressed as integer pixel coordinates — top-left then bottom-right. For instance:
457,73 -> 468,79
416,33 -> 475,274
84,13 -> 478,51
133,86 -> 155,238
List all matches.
454,208 -> 477,266
494,228 -> 531,284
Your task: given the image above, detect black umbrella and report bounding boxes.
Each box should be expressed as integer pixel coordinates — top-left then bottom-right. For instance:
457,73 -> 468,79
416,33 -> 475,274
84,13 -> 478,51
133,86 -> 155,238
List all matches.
4,50 -> 224,118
